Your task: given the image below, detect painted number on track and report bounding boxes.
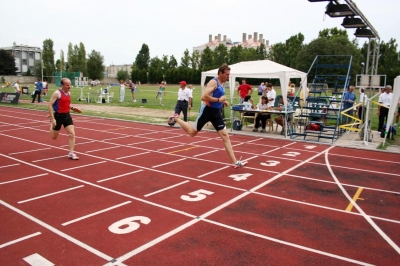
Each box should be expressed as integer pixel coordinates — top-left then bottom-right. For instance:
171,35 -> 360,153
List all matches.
261,160 -> 280,167
181,189 -> 214,202
282,152 -> 300,157
108,216 -> 151,234
229,173 -> 252,181
304,145 -> 316,149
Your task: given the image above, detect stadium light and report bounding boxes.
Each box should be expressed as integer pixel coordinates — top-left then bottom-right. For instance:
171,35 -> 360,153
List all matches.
341,17 -> 366,28
325,2 -> 355,17
354,28 -> 375,38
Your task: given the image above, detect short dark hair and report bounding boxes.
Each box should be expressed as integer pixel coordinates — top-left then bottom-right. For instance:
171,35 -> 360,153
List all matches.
218,63 -> 230,75
261,96 -> 267,101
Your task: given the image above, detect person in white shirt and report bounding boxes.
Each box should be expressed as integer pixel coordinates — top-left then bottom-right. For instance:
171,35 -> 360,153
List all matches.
358,88 -> 366,121
42,79 -> 48,95
265,84 -> 276,106
377,85 -> 393,132
253,96 -> 271,133
119,79 -> 127,102
13,80 -> 20,94
173,81 -> 192,122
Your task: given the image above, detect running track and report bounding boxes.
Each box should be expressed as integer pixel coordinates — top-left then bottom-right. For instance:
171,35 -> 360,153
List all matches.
0,106 -> 399,265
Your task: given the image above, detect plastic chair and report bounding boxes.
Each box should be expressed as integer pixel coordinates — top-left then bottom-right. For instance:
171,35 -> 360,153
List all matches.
241,112 -> 256,127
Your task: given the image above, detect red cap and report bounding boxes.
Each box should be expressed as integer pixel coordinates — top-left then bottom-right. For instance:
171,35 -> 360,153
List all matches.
179,81 -> 187,86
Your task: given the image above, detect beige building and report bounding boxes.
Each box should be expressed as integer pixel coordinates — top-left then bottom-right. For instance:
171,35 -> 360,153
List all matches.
1,42 -> 42,75
105,64 -> 132,78
193,32 -> 270,53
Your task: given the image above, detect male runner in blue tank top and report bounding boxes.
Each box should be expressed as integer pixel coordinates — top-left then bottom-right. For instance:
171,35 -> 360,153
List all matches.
168,63 -> 247,168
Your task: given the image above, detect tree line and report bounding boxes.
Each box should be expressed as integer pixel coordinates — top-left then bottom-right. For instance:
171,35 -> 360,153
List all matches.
0,27 -> 399,86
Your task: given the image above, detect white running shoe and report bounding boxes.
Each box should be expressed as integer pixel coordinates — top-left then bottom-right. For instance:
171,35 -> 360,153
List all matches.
232,160 -> 248,168
68,152 -> 79,160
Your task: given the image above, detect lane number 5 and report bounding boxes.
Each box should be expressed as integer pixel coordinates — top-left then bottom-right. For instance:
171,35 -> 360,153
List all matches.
181,189 -> 214,202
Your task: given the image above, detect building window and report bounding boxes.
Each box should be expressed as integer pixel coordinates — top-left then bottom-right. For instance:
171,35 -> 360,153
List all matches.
29,52 -> 34,59
22,59 -> 27,65
14,51 -> 20,57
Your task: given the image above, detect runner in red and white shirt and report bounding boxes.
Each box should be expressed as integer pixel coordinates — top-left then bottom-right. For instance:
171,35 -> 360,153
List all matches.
47,78 -> 79,160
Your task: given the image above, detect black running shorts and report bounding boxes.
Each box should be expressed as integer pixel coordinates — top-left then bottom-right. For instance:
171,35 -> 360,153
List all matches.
53,113 -> 73,131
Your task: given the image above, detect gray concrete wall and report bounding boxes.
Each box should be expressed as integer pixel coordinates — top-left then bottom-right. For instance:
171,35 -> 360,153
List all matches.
1,75 -> 37,84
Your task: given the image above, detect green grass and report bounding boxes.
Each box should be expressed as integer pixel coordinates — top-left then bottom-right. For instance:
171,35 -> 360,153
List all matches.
0,83 -> 390,130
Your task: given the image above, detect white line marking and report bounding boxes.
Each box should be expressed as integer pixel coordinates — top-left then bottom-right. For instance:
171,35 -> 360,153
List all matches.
325,149 -> 400,255
144,181 -> 190,197
32,155 -> 66,163
193,149 -> 219,157
23,253 -> 54,266
151,158 -> 186,168
62,201 -> 132,226
309,161 -> 400,177
18,185 -> 84,204
116,151 -> 150,160
0,173 -> 48,185
329,152 -> 400,164
86,146 -> 120,153
203,219 -> 373,266
0,232 -> 41,249
0,199 -> 113,261
0,163 -> 20,169
197,166 -> 230,178
61,161 -> 107,172
97,170 -> 143,183
9,148 -> 51,155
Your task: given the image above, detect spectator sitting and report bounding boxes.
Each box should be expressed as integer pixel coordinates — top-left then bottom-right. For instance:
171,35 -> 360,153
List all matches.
253,96 -> 271,133
243,95 -> 254,111
269,97 -> 293,131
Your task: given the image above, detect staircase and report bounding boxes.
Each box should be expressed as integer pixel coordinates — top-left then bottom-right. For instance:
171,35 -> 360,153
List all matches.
290,55 -> 353,143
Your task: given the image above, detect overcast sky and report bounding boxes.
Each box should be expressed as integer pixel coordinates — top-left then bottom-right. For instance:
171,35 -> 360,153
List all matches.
2,0 -> 399,66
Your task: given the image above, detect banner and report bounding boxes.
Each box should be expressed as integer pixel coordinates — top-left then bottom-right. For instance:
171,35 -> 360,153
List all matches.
0,92 -> 20,104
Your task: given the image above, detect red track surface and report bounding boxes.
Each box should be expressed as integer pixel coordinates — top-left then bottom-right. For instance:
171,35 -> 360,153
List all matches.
0,106 -> 399,265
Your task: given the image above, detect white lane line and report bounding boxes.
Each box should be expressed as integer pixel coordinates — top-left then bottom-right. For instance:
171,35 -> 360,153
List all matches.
86,146 -> 120,153
0,173 -> 48,185
151,158 -> 186,168
309,161 -> 400,177
197,166 -> 230,178
325,149 -> 400,255
328,152 -> 400,164
97,170 -> 143,183
203,219 -> 373,266
144,181 -> 190,197
18,185 -> 84,204
0,163 -> 20,169
193,149 -> 220,157
116,151 -> 150,160
62,201 -> 132,226
23,253 -> 54,266
0,232 -> 41,249
32,155 -> 66,163
61,161 -> 107,172
9,148 -> 51,155
0,199 -> 113,261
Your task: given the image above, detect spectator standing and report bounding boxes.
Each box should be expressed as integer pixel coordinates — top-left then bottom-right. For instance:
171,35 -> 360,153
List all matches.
299,85 -> 310,108
128,80 -> 136,102
377,85 -> 393,132
258,82 -> 265,96
156,81 -> 166,105
358,88 -> 366,121
42,78 -> 48,95
32,78 -> 43,103
342,85 -> 357,124
13,80 -> 20,94
173,81 -> 192,122
237,79 -> 252,104
265,83 -> 276,107
119,79 -> 127,102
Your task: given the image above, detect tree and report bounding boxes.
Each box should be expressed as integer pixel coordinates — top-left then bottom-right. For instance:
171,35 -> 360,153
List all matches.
148,56 -> 163,83
228,45 -> 242,65
318,27 -> 348,40
67,42 -> 76,72
168,55 -> 178,69
0,49 -> 17,75
190,51 -> 201,70
59,49 -> 64,74
180,49 -> 191,68
200,46 -> 213,70
285,33 -> 305,68
135,44 -> 150,70
25,68 -> 32,76
87,50 -> 104,80
116,70 -> 129,81
77,42 -> 87,76
42,39 -> 55,82
34,61 -> 42,79
377,38 -> 400,85
213,44 -> 229,68
255,43 -> 267,60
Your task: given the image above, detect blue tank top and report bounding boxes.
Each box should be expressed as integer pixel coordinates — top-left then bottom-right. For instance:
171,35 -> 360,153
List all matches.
207,77 -> 224,109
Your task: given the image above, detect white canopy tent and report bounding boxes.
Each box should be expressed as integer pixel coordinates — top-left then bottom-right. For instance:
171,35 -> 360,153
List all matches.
201,60 -> 308,136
